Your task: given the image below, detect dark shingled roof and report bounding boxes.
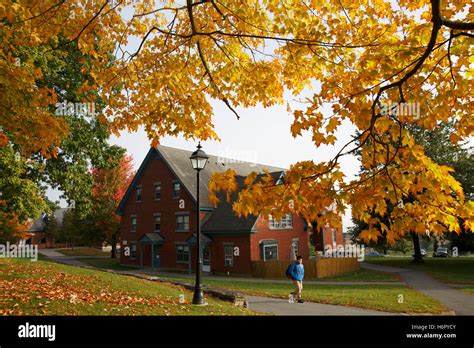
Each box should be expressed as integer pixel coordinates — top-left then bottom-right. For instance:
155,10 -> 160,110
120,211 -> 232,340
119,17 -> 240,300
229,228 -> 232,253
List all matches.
117,145 -> 285,213
157,145 -> 285,208
138,233 -> 165,244
202,173 -> 283,234
186,233 -> 213,245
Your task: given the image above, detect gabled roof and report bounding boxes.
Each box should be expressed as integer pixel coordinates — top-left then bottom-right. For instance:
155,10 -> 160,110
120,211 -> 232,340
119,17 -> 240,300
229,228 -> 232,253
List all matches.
202,172 -> 284,234
186,233 -> 212,245
158,145 -> 285,207
138,233 -> 164,244
116,145 -> 285,214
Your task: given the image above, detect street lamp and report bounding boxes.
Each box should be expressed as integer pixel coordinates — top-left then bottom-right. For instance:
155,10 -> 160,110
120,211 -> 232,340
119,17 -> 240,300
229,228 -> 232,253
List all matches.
189,142 -> 209,305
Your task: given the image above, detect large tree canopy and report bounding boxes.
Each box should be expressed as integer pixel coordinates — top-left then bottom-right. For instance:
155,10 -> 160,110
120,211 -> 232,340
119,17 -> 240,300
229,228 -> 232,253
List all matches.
0,146 -> 51,242
1,0 -> 473,244
349,122 -> 473,259
3,30 -> 125,216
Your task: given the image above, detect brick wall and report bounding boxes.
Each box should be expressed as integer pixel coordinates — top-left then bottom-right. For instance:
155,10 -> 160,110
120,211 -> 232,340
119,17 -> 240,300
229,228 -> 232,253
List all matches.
208,234 -> 252,274
250,215 -> 309,261
119,153 -> 198,268
119,150 -> 328,274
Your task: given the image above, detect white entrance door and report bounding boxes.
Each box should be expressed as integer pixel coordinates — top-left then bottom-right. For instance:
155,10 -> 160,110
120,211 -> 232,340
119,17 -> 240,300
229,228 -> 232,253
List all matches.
202,246 -> 211,272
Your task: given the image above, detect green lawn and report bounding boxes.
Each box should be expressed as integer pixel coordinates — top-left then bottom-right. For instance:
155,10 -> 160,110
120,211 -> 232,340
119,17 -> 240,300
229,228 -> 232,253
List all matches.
459,287 -> 474,295
319,268 -> 400,282
56,247 -> 111,257
42,257 -> 449,314
365,257 -> 474,284
0,258 -> 257,316
81,257 -> 399,282
80,257 -> 139,271
159,276 -> 447,314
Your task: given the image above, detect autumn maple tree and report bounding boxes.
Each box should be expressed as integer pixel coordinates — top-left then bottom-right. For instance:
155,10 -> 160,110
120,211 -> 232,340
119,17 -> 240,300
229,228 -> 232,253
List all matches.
88,154 -> 135,258
350,122 -> 474,261
1,0 -> 473,245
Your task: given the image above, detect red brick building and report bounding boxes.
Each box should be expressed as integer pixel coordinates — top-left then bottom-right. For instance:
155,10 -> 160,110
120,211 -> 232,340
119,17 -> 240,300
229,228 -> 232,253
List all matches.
116,145 -> 342,275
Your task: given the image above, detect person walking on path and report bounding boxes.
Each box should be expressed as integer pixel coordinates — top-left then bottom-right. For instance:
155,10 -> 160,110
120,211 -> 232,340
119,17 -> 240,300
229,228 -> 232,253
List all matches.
287,255 -> 305,303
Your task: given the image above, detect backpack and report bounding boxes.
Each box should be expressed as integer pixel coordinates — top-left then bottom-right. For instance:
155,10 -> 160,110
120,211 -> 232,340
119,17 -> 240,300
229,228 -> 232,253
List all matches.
285,263 -> 294,279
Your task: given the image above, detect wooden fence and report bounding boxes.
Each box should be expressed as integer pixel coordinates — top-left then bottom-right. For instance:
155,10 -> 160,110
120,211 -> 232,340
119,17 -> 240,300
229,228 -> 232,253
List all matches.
251,257 -> 360,279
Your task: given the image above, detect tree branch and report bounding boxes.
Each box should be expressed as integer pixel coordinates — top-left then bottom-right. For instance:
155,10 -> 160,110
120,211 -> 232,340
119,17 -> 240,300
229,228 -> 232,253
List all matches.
186,0 -> 240,120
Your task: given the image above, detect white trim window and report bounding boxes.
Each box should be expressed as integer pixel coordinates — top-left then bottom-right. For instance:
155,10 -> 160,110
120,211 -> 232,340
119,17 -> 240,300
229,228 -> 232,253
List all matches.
291,240 -> 299,258
176,245 -> 190,263
268,213 -> 293,229
131,216 -> 137,232
176,214 -> 189,231
224,245 -> 234,267
130,241 -> 137,259
263,244 -> 278,261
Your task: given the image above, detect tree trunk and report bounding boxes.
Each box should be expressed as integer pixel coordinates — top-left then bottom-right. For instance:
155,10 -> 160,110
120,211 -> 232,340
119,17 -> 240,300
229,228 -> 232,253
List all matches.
111,243 -> 117,259
411,232 -> 424,263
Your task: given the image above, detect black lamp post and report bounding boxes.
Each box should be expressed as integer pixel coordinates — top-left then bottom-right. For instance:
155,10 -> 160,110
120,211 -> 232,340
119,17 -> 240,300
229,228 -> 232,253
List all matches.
189,142 -> 209,305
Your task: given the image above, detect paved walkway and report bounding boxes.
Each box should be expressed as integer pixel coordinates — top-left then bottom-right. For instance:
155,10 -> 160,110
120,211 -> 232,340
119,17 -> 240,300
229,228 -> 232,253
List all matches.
361,263 -> 474,315
38,249 -> 97,267
246,296 -> 395,315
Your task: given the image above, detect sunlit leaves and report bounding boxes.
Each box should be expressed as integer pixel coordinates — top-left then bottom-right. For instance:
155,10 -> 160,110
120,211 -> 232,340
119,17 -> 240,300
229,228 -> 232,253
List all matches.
1,0 -> 473,244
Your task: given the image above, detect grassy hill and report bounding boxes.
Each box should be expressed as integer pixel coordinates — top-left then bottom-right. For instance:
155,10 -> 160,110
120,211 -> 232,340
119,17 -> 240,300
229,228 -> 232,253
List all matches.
0,258 -> 257,316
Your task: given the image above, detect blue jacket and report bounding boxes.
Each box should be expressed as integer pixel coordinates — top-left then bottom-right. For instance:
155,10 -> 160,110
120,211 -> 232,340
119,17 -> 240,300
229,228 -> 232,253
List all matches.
289,262 -> 304,281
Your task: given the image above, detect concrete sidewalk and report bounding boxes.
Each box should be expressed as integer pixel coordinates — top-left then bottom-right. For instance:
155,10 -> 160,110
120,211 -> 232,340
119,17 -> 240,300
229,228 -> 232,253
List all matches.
246,296 -> 396,316
362,263 -> 474,315
38,249 -> 97,267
